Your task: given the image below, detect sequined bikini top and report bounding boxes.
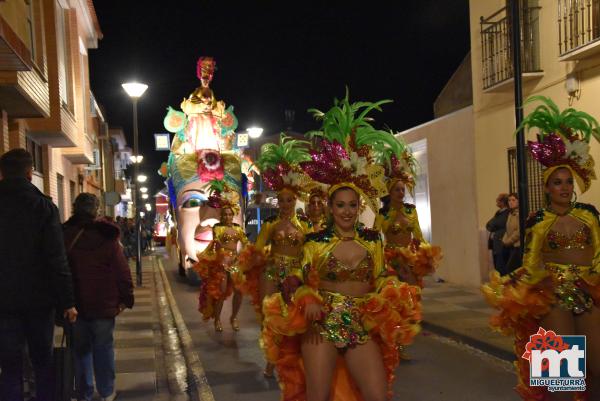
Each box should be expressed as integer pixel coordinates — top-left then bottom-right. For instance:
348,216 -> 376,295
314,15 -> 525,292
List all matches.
272,230 -> 303,247
544,225 -> 592,251
388,221 -> 415,235
320,253 -> 373,282
218,230 -> 242,245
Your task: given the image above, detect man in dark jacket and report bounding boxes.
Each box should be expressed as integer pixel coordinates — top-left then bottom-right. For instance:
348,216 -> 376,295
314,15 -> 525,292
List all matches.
0,148 -> 77,401
64,193 -> 134,401
486,193 -> 510,275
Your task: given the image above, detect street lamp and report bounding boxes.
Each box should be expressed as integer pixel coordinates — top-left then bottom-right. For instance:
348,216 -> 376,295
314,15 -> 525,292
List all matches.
140,187 -> 148,193
131,155 -> 143,163
141,193 -> 149,200
137,174 -> 148,183
122,81 -> 148,287
247,127 -> 263,138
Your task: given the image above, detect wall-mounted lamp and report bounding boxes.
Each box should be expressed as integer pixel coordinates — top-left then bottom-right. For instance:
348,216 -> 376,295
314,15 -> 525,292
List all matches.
565,73 -> 580,104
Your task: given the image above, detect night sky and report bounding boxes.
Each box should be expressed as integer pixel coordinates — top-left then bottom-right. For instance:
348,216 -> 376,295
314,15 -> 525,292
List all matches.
89,1 -> 470,195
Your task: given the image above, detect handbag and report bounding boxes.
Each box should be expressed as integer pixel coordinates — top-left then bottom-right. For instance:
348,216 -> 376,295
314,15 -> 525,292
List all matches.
53,323 -> 75,401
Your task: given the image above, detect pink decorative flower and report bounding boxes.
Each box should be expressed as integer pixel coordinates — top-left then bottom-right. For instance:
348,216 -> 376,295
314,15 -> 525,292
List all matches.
197,150 -> 224,181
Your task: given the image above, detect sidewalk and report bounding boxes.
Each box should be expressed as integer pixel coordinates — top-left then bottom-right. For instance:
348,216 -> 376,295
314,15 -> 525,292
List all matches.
420,276 -> 514,361
54,255 -> 169,401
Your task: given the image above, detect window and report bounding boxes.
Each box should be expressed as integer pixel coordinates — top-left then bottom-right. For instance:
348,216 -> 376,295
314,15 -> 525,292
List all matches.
26,0 -> 35,62
507,147 -> 545,213
55,2 -> 72,111
26,137 -> 44,174
70,180 -> 76,206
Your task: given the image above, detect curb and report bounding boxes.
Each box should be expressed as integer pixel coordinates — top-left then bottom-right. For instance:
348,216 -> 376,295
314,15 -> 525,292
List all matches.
156,257 -> 216,401
153,257 -> 190,401
421,320 -> 515,362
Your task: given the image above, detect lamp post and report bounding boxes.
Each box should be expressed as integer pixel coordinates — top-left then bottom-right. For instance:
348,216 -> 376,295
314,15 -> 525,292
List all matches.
247,127 -> 263,234
122,82 -> 148,286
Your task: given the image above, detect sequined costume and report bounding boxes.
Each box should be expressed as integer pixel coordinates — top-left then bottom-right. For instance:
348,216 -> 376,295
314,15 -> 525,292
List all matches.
483,204 -> 600,400
194,223 -> 248,321
236,214 -> 310,316
482,96 -> 600,401
261,226 -> 421,401
374,203 -> 442,288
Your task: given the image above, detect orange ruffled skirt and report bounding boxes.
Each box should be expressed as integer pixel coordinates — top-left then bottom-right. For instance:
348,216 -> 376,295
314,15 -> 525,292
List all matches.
262,277 -> 421,401
482,265 -> 600,401
385,241 -> 442,288
193,248 -> 236,321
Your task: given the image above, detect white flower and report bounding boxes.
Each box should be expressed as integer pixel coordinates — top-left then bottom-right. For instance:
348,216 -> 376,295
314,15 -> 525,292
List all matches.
282,171 -> 303,187
565,140 -> 590,164
341,152 -> 368,175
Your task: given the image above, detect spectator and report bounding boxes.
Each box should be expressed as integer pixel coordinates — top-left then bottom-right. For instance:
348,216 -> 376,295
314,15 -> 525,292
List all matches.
0,148 -> 77,401
486,193 -> 510,275
63,193 -> 134,401
502,193 -> 522,274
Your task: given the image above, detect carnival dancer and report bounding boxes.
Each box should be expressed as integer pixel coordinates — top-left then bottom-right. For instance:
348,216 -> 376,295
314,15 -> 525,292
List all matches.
237,134 -> 312,377
261,94 -> 421,401
373,136 -> 442,288
483,96 -> 600,401
193,181 -> 247,332
306,185 -> 328,232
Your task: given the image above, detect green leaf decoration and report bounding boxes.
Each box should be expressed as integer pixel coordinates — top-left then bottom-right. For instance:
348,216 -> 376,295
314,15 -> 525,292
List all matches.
256,133 -> 312,171
517,96 -> 599,142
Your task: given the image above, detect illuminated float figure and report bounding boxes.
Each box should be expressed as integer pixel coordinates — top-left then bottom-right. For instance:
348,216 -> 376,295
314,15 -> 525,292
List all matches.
162,57 -> 241,280
483,97 -> 600,401
261,93 -> 421,401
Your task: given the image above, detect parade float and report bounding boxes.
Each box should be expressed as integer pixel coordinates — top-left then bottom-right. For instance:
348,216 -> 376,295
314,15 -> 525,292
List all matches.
159,57 -> 255,280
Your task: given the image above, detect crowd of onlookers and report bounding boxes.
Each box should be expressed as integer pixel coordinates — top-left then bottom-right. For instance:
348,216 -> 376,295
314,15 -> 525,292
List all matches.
0,148 -> 135,401
112,216 -> 154,259
486,192 -> 522,276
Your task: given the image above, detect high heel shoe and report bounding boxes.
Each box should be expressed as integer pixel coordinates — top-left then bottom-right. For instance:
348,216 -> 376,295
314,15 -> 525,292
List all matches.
214,320 -> 223,332
263,363 -> 275,378
230,317 -> 240,331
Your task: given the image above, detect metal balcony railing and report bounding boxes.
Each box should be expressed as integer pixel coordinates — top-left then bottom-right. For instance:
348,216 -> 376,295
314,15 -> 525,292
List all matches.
480,2 -> 542,90
558,0 -> 600,55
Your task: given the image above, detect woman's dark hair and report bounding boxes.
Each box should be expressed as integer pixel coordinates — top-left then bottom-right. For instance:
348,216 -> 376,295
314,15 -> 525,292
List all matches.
73,193 -> 99,218
508,192 -> 519,200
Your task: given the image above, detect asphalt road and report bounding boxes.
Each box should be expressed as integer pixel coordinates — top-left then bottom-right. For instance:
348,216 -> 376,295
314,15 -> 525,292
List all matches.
161,251 -> 520,401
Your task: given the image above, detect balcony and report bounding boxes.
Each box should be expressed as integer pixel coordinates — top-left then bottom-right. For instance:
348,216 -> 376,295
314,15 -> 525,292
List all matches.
558,0 -> 600,60
480,3 -> 543,91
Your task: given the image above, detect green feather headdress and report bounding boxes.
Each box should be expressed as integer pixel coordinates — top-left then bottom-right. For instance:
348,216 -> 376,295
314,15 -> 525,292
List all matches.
301,90 -> 401,212
520,96 -> 599,193
256,133 -> 312,194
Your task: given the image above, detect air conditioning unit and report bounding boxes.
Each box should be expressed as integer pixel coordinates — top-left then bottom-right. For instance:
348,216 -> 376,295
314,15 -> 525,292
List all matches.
85,149 -> 101,170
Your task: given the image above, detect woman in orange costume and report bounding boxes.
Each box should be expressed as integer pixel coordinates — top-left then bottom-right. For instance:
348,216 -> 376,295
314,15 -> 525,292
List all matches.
261,94 -> 421,401
237,134 -> 312,377
483,97 -> 600,401
194,181 -> 247,332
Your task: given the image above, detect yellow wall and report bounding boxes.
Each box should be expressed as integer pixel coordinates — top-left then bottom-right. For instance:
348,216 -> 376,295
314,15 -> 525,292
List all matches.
470,0 -> 600,252
399,107 -> 482,286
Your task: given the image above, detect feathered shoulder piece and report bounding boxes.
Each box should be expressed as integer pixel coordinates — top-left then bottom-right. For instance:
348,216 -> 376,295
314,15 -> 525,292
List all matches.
520,96 -> 599,193
305,227 -> 334,244
526,209 -> 546,229
573,202 -> 600,222
357,226 -> 381,242
256,133 -> 312,196
301,90 -> 403,212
